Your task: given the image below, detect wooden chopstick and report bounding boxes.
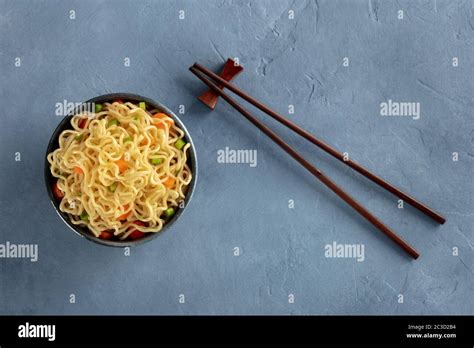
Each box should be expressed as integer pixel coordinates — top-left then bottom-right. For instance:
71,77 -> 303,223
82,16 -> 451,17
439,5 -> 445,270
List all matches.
190,65 -> 420,259
192,63 -> 446,225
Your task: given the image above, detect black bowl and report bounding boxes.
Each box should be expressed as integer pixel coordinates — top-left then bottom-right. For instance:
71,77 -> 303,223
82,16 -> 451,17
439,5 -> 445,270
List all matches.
44,93 -> 198,247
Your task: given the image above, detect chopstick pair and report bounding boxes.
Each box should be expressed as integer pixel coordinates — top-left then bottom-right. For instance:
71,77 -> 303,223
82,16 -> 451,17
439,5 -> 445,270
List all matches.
189,61 -> 446,259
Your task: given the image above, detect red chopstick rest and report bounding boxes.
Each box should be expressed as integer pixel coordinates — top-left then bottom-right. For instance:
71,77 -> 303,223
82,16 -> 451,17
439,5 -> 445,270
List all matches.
198,58 -> 243,109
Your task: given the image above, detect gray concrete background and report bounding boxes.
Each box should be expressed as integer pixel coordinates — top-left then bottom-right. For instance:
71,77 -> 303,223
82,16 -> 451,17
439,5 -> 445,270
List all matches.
0,0 -> 472,314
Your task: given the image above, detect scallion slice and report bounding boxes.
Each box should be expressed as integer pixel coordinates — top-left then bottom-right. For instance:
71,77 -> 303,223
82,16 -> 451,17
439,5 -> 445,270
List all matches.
108,182 -> 118,192
80,211 -> 89,222
175,138 -> 186,150
107,119 -> 120,127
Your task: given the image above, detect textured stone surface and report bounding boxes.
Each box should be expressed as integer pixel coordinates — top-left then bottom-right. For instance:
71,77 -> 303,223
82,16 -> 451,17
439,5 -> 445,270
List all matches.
0,0 -> 472,314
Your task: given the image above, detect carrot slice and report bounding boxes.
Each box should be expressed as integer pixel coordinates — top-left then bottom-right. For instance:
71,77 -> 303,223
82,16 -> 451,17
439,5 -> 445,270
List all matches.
140,135 -> 155,146
152,112 -> 172,120
52,181 -> 64,200
163,177 -> 175,188
115,158 -> 128,173
156,123 -> 169,131
152,113 -> 174,129
117,213 -> 130,221
74,166 -> 83,175
117,204 -> 131,221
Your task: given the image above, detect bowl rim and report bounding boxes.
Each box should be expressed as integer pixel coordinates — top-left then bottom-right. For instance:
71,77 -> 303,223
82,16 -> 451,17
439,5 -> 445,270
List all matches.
44,93 -> 198,247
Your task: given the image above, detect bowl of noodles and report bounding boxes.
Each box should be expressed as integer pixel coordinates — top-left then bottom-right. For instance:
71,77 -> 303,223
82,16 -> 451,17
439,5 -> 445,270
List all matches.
44,93 -> 197,246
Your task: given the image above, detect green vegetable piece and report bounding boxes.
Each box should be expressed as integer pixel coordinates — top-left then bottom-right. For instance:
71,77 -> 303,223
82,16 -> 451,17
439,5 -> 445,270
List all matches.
80,211 -> 89,222
75,134 -> 83,141
108,182 -> 117,192
175,138 -> 186,150
151,158 -> 163,165
107,119 -> 120,127
164,207 -> 175,219
95,103 -> 103,113
124,136 -> 132,143
139,101 -> 146,110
